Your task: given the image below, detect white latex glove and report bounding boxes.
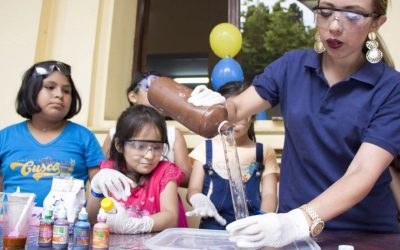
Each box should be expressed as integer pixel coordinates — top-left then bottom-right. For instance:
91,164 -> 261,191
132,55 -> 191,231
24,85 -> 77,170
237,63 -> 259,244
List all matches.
186,193 -> 227,226
187,85 -> 226,106
104,199 -> 154,234
226,208 -> 310,248
91,168 -> 135,201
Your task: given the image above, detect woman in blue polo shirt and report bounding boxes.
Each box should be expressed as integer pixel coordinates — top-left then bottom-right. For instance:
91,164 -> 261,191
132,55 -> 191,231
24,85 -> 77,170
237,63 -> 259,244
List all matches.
188,0 -> 400,248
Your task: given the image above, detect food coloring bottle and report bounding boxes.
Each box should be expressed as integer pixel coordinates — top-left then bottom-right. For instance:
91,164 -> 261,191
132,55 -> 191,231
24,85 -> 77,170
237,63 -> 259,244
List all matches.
38,208 -> 53,247
73,207 -> 91,249
52,207 -> 69,249
92,209 -> 110,250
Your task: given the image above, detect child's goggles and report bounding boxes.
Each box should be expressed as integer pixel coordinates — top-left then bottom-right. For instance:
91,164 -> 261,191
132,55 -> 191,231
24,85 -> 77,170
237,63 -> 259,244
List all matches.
124,139 -> 166,156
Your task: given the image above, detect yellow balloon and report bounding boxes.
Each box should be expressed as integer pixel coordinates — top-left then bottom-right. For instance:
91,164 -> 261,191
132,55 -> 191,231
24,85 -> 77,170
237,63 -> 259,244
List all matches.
209,23 -> 242,58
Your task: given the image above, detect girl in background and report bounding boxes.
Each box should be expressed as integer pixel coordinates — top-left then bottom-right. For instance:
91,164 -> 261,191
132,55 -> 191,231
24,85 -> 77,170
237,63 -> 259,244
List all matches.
102,72 -> 191,186
186,82 -> 279,230
87,105 -> 187,233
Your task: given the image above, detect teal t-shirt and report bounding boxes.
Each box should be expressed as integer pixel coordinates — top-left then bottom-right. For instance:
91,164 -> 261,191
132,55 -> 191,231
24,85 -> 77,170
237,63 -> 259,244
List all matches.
0,121 -> 105,206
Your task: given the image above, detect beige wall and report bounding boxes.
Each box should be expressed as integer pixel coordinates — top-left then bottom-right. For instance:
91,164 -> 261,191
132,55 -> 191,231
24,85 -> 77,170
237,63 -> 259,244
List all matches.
0,0 -> 137,137
0,1 -> 42,127
0,0 -> 399,147
380,1 -> 400,68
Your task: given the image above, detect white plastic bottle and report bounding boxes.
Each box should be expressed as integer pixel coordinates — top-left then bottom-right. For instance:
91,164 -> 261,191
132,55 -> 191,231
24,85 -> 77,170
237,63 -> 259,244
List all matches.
92,209 -> 110,250
73,207 -> 91,249
52,207 -> 69,249
38,208 -> 53,247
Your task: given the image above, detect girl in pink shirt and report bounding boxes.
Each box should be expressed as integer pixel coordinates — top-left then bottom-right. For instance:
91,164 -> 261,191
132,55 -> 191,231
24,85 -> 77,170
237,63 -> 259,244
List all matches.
87,105 -> 187,233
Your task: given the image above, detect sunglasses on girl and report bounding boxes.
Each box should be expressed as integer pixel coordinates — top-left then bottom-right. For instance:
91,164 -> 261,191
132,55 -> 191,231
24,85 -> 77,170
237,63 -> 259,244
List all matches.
33,61 -> 71,76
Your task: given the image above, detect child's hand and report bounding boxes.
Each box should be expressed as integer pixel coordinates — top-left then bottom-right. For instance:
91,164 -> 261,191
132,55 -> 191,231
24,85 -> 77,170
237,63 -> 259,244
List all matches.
186,193 -> 227,226
105,198 -> 154,234
226,209 -> 309,249
91,168 -> 135,201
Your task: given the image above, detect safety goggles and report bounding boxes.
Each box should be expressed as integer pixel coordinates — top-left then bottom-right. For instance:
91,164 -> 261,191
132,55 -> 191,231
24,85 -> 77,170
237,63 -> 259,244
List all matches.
124,139 -> 166,156
33,61 -> 71,76
314,6 -> 378,31
135,75 -> 159,92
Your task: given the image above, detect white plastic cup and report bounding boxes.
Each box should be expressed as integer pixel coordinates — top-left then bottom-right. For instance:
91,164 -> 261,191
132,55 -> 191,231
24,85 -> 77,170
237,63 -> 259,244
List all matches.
1,200 -> 34,249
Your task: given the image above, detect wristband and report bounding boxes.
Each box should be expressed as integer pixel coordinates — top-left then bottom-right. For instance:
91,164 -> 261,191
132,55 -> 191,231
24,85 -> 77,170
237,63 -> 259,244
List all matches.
91,189 -> 105,198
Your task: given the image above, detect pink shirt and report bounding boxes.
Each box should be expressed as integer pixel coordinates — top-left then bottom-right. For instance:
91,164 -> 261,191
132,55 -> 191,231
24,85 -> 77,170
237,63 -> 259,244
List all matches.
100,160 -> 188,227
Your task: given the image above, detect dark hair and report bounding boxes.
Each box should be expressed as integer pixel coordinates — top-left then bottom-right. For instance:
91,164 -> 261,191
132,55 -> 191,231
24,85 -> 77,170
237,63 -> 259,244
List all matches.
218,81 -> 256,142
126,71 -> 161,106
15,60 -> 82,119
370,0 -> 393,67
110,105 -> 169,173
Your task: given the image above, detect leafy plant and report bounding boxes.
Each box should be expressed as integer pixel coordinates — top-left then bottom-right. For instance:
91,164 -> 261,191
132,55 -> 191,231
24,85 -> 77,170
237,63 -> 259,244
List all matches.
241,0 -> 316,81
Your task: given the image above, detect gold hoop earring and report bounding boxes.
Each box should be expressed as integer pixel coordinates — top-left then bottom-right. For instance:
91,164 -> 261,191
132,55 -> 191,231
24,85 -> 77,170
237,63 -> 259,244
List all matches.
314,32 -> 325,54
366,32 -> 383,64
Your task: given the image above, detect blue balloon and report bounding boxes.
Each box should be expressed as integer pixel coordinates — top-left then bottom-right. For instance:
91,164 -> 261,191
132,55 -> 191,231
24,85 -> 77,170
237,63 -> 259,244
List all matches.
256,111 -> 267,120
211,58 -> 244,91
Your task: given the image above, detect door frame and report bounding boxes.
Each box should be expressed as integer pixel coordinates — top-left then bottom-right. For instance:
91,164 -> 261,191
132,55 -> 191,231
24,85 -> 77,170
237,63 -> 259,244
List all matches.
131,0 -> 240,77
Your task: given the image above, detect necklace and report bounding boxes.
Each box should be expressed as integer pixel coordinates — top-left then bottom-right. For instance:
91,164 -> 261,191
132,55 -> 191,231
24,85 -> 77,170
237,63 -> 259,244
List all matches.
29,120 -> 67,133
29,122 -> 48,133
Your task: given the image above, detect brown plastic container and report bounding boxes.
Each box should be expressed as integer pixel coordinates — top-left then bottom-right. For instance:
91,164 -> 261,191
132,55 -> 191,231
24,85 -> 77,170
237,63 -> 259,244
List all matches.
148,77 -> 227,138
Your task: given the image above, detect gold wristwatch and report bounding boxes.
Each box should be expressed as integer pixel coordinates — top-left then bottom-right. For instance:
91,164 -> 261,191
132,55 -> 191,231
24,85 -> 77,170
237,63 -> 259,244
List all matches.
300,204 -> 325,237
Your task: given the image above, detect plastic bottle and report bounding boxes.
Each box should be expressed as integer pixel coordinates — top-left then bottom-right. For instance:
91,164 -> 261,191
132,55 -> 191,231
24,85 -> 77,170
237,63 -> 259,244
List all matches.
101,197 -> 117,214
92,209 -> 110,250
220,127 -> 249,220
52,207 -> 69,249
73,207 -> 91,249
148,77 -> 228,138
38,208 -> 53,247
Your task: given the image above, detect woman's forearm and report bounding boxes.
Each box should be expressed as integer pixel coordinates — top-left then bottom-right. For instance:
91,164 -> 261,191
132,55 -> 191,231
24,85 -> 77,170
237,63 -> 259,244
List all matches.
308,143 -> 393,222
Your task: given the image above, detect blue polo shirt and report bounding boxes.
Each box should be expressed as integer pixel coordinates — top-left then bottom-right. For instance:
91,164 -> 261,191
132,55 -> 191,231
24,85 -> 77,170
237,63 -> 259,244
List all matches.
253,49 -> 400,232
